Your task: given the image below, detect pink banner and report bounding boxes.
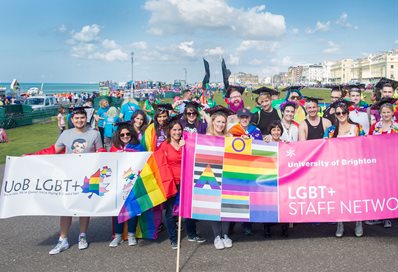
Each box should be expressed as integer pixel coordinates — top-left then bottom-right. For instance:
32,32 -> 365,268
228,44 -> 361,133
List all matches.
279,134 -> 398,222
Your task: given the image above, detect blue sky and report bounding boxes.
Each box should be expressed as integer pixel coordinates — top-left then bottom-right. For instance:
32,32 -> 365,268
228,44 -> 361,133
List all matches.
1,0 -> 397,83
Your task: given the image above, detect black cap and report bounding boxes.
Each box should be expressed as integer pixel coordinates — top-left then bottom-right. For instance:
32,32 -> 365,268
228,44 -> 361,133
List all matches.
348,85 -> 362,93
183,101 -> 204,109
115,121 -> 132,128
282,86 -> 305,92
236,108 -> 252,118
375,77 -> 398,90
225,85 -> 245,98
252,86 -> 279,96
205,105 -> 235,116
153,103 -> 174,111
329,98 -> 355,109
167,113 -> 183,124
372,97 -> 397,110
304,96 -> 324,104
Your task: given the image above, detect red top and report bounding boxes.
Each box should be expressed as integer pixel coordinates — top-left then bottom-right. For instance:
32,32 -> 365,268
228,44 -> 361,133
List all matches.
157,141 -> 182,185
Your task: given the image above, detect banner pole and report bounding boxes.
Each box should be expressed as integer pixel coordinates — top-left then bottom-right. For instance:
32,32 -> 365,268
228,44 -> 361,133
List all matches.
176,215 -> 182,272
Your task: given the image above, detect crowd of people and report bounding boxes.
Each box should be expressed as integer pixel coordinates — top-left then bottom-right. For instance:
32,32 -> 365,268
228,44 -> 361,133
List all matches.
48,79 -> 398,255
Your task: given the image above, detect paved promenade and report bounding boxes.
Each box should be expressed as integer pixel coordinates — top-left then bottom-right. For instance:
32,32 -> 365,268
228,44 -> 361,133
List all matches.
1,164 -> 397,272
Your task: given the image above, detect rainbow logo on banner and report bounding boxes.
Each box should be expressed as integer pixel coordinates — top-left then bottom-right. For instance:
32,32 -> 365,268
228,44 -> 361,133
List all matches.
181,134 -> 279,222
81,166 -> 112,199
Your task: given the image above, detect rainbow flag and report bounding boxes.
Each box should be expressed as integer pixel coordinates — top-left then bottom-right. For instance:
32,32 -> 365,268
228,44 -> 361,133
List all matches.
180,133 -> 279,222
118,154 -> 167,224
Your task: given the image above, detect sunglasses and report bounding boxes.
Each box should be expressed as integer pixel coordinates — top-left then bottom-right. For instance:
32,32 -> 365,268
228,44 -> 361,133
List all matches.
335,111 -> 348,116
289,96 -> 300,100
186,112 -> 197,116
120,133 -> 131,137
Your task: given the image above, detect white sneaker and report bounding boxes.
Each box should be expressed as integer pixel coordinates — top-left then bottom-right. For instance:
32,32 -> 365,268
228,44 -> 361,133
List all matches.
78,235 -> 89,250
128,234 -> 137,246
49,239 -> 69,255
354,221 -> 363,237
335,222 -> 344,238
214,235 -> 225,250
384,220 -> 392,228
109,235 -> 123,248
222,234 -> 233,248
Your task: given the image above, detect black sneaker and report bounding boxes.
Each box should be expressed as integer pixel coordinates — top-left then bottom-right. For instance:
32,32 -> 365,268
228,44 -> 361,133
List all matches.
187,236 -> 206,243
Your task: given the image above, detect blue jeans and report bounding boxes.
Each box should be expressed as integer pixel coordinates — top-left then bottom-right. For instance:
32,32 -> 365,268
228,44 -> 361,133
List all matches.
113,216 -> 138,234
164,196 -> 197,243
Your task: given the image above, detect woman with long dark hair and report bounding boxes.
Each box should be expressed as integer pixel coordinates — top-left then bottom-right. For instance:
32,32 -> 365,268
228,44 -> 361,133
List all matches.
130,110 -> 148,141
324,99 -> 365,238
180,101 -> 208,134
109,122 -> 144,247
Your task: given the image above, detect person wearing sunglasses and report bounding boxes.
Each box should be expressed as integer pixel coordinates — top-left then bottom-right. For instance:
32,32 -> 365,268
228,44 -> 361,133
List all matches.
180,101 -> 208,134
283,86 -> 307,124
324,99 -> 365,238
141,104 -> 173,151
109,122 -> 144,247
49,107 -> 103,255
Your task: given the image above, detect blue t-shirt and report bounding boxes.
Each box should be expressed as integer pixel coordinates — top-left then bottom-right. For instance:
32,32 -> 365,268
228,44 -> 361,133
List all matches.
97,107 -> 109,128
121,102 -> 140,122
104,116 -> 121,138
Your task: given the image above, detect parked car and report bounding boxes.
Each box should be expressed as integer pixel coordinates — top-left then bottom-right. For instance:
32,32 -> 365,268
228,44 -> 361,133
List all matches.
24,96 -> 58,111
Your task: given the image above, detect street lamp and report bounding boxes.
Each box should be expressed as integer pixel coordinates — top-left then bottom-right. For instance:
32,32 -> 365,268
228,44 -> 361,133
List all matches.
131,52 -> 134,96
183,68 -> 187,86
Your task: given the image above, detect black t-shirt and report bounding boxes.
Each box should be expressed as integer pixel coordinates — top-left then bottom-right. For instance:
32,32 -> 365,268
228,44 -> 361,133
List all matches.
251,108 -> 280,135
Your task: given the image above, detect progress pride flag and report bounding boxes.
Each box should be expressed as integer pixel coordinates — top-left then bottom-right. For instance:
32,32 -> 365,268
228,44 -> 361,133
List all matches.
279,134 -> 398,222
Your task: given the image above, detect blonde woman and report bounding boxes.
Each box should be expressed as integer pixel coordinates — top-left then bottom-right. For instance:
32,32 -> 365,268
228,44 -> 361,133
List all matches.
103,106 -> 121,150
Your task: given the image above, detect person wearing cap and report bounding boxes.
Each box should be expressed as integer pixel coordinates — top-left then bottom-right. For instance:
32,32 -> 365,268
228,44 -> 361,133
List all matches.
348,86 -> 370,134
120,98 -> 141,122
366,98 -> 398,228
323,86 -> 344,124
228,108 -> 262,140
370,79 -> 398,124
298,97 -> 332,141
141,104 -> 173,151
251,87 -> 281,137
323,99 -> 365,238
283,86 -> 307,123
180,101 -> 208,134
109,123 -> 144,248
49,107 -> 103,255
206,106 -> 233,249
279,101 -> 300,142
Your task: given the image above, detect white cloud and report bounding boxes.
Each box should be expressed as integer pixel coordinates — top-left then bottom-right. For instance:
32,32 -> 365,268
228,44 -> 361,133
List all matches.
177,41 -> 196,57
66,24 -> 129,62
306,21 -> 331,34
102,39 -> 118,49
132,41 -> 148,50
335,12 -> 358,29
323,41 -> 340,54
292,28 -> 299,34
228,54 -> 239,65
72,24 -> 101,43
204,46 -> 225,56
237,40 -> 279,52
58,24 -> 67,32
249,58 -> 264,65
144,0 -> 285,39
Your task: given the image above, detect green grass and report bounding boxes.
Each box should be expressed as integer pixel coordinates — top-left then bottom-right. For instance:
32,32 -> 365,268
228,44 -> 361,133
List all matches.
0,88 -> 372,164
0,121 -> 59,164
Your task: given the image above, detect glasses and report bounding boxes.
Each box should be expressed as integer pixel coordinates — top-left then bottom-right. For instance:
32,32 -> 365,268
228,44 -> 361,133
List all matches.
289,96 -> 300,100
186,112 -> 197,116
335,111 -> 348,116
120,133 -> 131,137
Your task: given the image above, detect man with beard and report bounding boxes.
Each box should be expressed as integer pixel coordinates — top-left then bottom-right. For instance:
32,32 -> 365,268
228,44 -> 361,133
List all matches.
225,85 -> 245,129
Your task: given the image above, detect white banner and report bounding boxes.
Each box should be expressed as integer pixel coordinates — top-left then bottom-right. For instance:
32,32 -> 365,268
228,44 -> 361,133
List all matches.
0,152 -> 151,218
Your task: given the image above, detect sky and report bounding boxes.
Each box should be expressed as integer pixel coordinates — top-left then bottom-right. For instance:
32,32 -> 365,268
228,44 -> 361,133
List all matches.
1,0 -> 398,83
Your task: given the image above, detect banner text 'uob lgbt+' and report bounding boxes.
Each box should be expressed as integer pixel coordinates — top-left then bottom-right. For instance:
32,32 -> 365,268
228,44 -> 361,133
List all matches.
180,133 -> 398,223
